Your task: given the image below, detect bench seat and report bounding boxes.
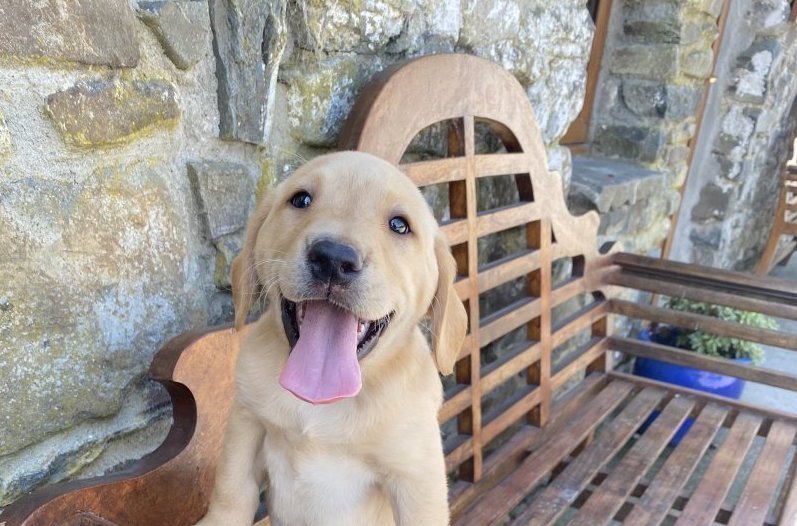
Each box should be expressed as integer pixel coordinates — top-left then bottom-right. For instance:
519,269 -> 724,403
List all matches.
452,372 -> 797,526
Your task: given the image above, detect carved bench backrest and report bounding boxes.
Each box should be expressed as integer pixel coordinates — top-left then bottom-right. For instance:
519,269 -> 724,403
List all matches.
340,54 -> 613,489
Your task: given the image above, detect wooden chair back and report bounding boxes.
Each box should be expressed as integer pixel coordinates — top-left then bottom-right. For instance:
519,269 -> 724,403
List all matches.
340,53 -> 615,500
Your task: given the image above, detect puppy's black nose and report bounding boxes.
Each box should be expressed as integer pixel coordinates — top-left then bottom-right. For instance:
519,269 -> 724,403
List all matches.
307,240 -> 363,285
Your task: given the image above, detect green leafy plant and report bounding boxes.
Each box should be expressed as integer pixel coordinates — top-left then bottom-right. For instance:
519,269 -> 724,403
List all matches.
661,298 -> 776,365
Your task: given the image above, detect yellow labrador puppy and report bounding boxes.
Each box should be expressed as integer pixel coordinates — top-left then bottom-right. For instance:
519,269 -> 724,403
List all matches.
196,151 -> 467,526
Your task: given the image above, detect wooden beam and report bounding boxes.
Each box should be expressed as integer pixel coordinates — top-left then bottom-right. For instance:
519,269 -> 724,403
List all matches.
610,298 -> 797,351
609,336 -> 797,393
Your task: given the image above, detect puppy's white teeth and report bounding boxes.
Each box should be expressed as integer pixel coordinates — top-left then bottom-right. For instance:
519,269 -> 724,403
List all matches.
357,321 -> 370,343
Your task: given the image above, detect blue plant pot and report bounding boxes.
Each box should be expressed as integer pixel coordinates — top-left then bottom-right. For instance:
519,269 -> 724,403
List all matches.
633,328 -> 750,445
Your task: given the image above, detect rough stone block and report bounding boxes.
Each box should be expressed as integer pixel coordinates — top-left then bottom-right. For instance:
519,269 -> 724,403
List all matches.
736,36 -> 782,70
593,125 -> 666,163
621,81 -> 667,117
138,1 -> 210,70
664,84 -> 704,119
570,156 -> 664,213
0,0 -> 139,67
667,146 -> 689,165
209,292 -> 236,325
45,79 -> 180,147
610,44 -> 679,80
623,0 -> 681,43
712,106 -> 755,161
678,20 -> 706,45
213,231 -> 245,289
289,0 -> 460,54
460,0 -> 519,44
0,381 -> 170,506
680,48 -> 714,79
622,81 -> 702,120
209,0 -> 287,145
624,20 -> 681,44
0,162 -> 198,460
188,160 -> 255,240
749,0 -> 790,36
713,152 -> 743,180
700,0 -> 724,17
689,224 -> 722,248
730,38 -> 779,104
691,182 -> 731,222
281,54 -> 386,147
290,0 -> 405,53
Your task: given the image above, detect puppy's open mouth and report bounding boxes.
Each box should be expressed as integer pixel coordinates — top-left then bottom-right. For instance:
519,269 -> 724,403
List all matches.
279,297 -> 394,405
281,299 -> 393,361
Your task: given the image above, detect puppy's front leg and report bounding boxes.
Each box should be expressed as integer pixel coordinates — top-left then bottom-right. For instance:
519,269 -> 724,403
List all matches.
195,401 -> 265,526
386,465 -> 450,526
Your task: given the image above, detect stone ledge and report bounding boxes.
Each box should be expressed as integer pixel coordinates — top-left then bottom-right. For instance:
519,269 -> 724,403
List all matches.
569,156 -> 665,213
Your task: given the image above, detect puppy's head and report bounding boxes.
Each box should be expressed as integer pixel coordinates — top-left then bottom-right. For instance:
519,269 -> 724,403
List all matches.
232,151 -> 467,404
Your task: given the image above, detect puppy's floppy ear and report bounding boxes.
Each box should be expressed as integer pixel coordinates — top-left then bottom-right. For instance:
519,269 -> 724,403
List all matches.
231,194 -> 273,330
430,233 -> 468,375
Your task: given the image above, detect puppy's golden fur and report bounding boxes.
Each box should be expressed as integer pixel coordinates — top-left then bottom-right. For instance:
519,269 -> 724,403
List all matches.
196,151 -> 467,526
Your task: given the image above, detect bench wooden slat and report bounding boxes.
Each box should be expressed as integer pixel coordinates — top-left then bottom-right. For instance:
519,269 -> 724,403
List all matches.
611,252 -> 797,302
551,300 -> 609,348
440,218 -> 469,245
551,337 -> 608,391
610,336 -> 797,392
610,298 -> 797,352
610,370 -> 797,424
780,457 -> 797,525
446,436 -> 475,472
508,387 -> 666,526
675,412 -> 763,525
479,297 -> 541,347
622,403 -> 728,526
728,420 -> 797,525
474,152 -> 531,178
450,373 -> 608,520
551,276 -> 590,306
566,396 -> 696,525
400,157 -> 467,186
481,341 -> 541,395
402,150 -> 533,188
477,202 -> 540,239
482,386 -> 541,444
458,243 -> 574,301
605,269 -> 797,322
475,250 -> 541,295
454,379 -> 635,526
440,384 -> 472,423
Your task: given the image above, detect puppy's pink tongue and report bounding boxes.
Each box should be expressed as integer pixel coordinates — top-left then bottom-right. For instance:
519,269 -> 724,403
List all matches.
279,300 -> 362,404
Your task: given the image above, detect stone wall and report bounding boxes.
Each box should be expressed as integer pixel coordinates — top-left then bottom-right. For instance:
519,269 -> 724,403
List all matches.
571,0 -> 722,256
670,0 -> 797,269
0,0 -> 595,507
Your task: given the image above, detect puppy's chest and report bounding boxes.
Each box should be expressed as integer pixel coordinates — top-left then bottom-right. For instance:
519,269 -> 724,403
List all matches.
262,426 -> 383,519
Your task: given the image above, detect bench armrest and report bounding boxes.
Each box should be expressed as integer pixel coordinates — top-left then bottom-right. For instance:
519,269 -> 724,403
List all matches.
604,252 -> 797,398
0,327 -> 239,526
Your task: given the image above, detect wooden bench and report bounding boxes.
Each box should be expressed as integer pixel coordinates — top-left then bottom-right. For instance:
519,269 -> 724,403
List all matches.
3,54 -> 797,526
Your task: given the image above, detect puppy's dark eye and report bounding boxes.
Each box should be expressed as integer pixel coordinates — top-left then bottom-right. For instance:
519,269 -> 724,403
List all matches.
290,191 -> 312,209
389,216 -> 410,235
